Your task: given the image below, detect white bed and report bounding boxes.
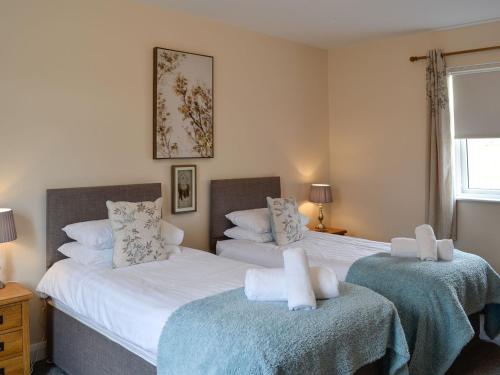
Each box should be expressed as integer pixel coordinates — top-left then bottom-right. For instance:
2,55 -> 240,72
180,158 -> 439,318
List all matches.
216,230 -> 390,281
37,247 -> 254,365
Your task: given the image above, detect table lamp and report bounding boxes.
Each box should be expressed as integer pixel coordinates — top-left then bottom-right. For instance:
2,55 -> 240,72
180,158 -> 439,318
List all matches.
0,209 -> 17,289
309,184 -> 332,230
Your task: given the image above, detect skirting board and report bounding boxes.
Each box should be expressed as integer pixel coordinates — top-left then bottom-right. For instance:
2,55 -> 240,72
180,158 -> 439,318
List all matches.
31,341 -> 47,364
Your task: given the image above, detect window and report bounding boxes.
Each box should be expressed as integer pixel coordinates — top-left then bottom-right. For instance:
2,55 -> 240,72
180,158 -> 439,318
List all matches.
455,139 -> 500,200
449,63 -> 500,201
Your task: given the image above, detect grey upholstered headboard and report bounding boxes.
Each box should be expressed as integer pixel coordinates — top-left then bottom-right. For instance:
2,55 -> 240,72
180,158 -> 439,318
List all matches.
209,177 -> 281,252
46,183 -> 162,269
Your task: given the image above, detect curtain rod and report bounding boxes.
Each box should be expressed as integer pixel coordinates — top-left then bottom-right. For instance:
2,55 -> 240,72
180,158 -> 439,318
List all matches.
409,45 -> 500,62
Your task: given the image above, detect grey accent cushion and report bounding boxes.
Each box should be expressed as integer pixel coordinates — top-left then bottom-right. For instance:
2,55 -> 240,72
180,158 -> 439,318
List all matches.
106,198 -> 166,268
267,197 -> 303,245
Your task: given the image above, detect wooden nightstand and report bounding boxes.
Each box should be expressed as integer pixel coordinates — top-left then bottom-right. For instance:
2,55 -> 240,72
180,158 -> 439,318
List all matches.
0,283 -> 32,375
312,227 -> 347,236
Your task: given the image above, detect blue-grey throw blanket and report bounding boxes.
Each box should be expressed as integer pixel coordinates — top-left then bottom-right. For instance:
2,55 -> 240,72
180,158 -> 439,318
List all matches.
157,283 -> 410,375
346,250 -> 500,375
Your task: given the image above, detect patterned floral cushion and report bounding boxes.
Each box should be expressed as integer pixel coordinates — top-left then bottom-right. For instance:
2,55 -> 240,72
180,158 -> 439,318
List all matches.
106,198 -> 167,268
266,197 -> 304,246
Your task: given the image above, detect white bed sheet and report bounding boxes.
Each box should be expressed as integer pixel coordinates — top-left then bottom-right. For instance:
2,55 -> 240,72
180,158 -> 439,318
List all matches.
217,231 -> 390,281
37,247 -> 253,364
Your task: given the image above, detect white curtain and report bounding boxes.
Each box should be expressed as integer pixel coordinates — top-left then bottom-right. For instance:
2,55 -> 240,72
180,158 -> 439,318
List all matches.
426,50 -> 456,239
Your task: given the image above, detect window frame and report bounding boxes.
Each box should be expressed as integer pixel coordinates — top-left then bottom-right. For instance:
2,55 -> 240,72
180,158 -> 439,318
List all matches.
454,138 -> 500,202
449,63 -> 500,203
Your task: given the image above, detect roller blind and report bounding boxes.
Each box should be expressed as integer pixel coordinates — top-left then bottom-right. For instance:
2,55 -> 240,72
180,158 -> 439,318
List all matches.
451,64 -> 500,139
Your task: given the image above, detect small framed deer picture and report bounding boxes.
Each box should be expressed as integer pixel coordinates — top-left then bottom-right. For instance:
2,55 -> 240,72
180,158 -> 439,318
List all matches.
171,165 -> 197,214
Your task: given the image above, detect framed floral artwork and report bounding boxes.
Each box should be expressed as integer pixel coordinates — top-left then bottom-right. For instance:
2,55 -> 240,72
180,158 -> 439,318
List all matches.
154,47 -> 214,159
171,165 -> 197,214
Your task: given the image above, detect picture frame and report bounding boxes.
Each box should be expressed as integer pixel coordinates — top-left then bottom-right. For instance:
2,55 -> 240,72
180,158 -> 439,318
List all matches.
153,47 -> 214,159
171,165 -> 197,214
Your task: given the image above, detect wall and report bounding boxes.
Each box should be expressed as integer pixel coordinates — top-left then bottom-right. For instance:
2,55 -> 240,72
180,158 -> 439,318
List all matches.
0,0 -> 329,344
328,21 -> 500,271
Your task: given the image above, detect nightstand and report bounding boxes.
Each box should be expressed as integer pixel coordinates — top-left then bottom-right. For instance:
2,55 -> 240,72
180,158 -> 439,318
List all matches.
312,227 -> 347,236
0,283 -> 32,375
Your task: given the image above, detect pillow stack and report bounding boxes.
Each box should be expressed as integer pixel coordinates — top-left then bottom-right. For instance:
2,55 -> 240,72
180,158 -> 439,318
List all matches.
245,248 -> 339,310
61,219 -> 114,266
59,198 -> 185,268
224,201 -> 309,245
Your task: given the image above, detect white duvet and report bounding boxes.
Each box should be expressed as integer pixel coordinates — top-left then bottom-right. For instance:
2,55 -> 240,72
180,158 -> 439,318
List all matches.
217,231 -> 390,281
37,248 -> 253,364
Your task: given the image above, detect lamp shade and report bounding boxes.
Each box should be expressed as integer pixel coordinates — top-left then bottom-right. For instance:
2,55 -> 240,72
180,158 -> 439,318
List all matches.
309,184 -> 332,204
0,209 -> 17,243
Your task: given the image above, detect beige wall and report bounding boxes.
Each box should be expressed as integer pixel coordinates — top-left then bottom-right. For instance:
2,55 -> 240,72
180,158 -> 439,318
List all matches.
328,21 -> 500,271
0,0 -> 329,344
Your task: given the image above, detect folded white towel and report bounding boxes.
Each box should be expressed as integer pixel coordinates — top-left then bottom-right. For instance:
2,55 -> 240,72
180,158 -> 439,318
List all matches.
437,239 -> 454,261
244,267 -> 339,301
391,238 -> 418,258
391,237 -> 454,261
415,224 -> 438,261
283,248 -> 316,311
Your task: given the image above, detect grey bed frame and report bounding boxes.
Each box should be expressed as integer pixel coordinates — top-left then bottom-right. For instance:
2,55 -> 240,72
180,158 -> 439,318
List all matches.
45,181 -> 383,375
46,183 -> 160,375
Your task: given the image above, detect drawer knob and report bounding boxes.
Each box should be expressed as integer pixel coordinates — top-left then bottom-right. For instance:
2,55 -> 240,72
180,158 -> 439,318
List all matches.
0,368 -> 4,375
0,314 -> 3,325
0,342 -> 3,352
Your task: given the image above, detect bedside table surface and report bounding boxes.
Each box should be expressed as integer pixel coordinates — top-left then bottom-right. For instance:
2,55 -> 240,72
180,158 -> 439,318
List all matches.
313,227 -> 348,235
0,283 -> 33,306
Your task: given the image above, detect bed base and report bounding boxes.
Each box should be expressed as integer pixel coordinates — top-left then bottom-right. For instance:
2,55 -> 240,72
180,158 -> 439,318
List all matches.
47,305 -> 155,375
47,304 -> 384,375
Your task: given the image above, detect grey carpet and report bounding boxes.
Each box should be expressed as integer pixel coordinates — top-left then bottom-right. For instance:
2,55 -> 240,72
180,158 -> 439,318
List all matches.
33,338 -> 500,375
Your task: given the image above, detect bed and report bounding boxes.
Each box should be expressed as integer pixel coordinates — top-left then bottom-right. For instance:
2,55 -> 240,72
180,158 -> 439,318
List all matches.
210,176 -> 500,375
210,177 -> 389,281
40,183 -> 409,375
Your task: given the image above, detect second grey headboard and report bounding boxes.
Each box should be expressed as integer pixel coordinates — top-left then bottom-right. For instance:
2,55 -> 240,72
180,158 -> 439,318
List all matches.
209,177 -> 281,252
46,183 -> 162,269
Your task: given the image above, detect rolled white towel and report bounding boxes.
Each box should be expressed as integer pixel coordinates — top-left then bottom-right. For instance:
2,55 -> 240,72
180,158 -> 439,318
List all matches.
437,239 -> 454,261
310,267 -> 339,299
245,267 -> 339,301
283,248 -> 316,311
415,224 -> 438,261
391,237 -> 453,261
391,238 -> 418,258
245,268 -> 287,301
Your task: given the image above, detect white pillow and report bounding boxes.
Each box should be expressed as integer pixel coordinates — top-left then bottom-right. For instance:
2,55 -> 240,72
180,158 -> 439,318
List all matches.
226,208 -> 270,233
226,208 -> 309,234
161,220 -> 184,245
62,219 -> 113,250
301,215 -> 310,227
224,227 -> 273,243
58,242 -> 113,266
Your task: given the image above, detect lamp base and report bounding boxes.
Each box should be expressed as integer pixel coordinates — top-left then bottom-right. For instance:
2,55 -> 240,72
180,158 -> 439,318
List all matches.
0,281 -> 5,289
315,204 -> 325,231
